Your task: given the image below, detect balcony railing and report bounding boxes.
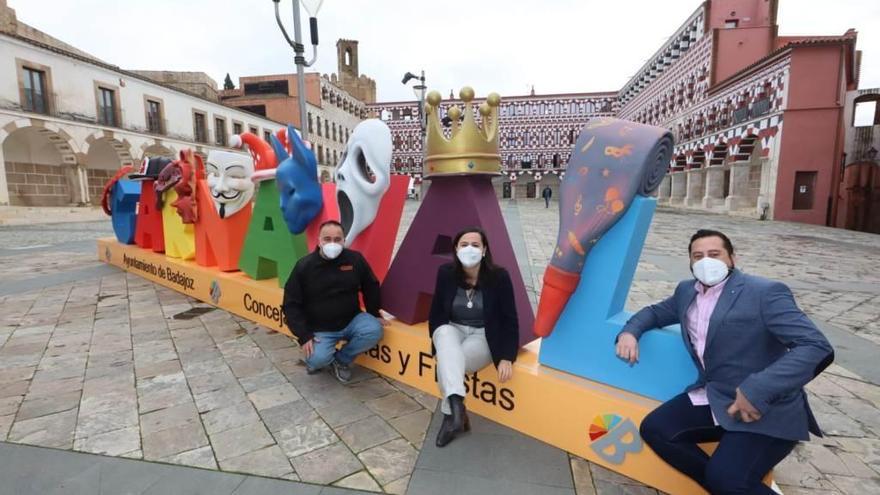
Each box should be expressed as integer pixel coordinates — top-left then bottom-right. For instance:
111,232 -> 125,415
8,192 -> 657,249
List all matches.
751,98 -> 771,118
733,107 -> 749,124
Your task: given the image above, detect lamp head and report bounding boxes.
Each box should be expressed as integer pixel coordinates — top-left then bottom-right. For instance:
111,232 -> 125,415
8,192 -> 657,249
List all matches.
401,72 -> 418,85
301,0 -> 324,16
412,84 -> 427,102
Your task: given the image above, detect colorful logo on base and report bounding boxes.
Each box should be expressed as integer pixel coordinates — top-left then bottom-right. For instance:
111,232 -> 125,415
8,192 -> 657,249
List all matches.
588,413 -> 643,465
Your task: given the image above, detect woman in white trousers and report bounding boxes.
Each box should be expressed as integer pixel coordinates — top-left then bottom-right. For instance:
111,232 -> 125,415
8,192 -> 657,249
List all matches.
428,227 -> 520,447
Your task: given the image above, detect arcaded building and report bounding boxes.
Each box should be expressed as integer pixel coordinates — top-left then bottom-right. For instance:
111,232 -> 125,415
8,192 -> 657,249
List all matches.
370,89 -> 618,201
0,1 -> 284,207
372,0 -> 869,230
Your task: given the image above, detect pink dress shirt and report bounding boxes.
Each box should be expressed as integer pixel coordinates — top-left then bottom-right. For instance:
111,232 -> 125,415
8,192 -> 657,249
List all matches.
685,278 -> 729,417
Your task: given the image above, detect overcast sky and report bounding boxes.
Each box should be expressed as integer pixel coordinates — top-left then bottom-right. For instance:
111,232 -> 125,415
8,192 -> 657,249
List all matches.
9,0 -> 880,102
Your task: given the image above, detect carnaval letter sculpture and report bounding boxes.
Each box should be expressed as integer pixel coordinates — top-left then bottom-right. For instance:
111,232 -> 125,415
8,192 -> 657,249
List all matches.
100,165 -> 140,245
273,125 -> 323,235
194,145 -> 261,271
158,151 -> 199,260
380,88 -> 535,346
305,119 -> 409,282
109,180 -> 141,245
132,157 -> 172,253
335,119 -> 392,246
536,118 -> 698,401
98,114 -> 762,494
237,129 -> 317,287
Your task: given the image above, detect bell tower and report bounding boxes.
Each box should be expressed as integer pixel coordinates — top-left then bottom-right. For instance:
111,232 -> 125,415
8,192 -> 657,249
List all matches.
337,39 -> 359,81
333,39 -> 376,104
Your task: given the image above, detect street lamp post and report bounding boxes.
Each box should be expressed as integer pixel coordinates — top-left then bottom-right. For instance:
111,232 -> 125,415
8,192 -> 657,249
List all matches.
402,71 -> 427,176
272,0 -> 324,141
402,71 -> 427,136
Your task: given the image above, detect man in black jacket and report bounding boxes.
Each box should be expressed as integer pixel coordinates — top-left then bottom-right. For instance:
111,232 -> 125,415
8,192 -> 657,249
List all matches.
283,220 -> 386,383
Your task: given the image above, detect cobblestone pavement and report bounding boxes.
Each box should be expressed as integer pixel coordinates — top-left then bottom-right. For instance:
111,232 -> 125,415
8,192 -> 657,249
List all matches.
1,201 -> 879,494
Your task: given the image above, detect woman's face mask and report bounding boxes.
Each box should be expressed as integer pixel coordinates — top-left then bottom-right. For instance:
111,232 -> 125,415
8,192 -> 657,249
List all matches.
456,245 -> 484,268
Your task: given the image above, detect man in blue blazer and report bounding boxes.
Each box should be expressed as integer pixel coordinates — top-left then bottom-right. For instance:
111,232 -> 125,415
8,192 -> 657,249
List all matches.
615,229 -> 833,494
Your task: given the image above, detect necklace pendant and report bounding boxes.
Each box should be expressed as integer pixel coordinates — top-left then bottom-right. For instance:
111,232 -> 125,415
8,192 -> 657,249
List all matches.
466,301 -> 473,309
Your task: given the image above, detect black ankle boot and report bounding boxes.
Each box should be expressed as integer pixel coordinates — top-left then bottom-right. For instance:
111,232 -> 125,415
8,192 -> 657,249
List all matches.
448,394 -> 466,431
435,414 -> 456,447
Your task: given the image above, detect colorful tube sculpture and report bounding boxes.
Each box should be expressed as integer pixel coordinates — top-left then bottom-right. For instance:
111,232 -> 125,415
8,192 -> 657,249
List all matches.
534,118 -> 672,337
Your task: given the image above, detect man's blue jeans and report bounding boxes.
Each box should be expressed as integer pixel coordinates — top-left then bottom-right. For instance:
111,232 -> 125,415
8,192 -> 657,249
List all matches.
304,312 -> 383,370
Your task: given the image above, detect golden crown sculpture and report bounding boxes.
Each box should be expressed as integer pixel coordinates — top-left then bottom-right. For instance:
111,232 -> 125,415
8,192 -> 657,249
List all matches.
423,87 -> 502,177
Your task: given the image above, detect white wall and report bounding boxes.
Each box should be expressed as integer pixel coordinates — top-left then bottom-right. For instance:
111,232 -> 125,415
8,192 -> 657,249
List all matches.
0,35 -> 283,142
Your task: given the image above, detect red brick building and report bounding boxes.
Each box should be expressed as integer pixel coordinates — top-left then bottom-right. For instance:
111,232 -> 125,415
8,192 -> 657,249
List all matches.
371,0 -> 866,228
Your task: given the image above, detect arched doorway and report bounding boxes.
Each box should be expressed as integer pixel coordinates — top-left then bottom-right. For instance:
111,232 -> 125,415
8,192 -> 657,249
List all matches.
1,125 -> 79,206
84,135 -> 133,206
841,161 -> 880,234
141,142 -> 174,161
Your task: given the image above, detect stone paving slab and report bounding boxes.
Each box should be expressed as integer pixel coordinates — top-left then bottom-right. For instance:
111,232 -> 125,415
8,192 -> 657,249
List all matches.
0,441 -> 377,494
412,410 -> 576,493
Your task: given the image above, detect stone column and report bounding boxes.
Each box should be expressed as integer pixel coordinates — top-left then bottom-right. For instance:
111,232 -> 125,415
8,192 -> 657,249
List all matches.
657,175 -> 672,204
670,171 -> 687,205
725,162 -> 752,211
685,168 -> 705,207
0,146 -> 9,205
66,164 -> 90,205
702,166 -> 726,208
756,157 -> 772,216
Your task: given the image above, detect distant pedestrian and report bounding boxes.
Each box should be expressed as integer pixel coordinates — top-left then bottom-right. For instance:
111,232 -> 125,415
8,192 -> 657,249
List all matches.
541,185 -> 552,208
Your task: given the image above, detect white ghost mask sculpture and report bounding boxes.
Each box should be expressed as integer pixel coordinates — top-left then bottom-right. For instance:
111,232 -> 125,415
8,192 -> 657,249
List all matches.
205,149 -> 255,219
336,119 -> 392,247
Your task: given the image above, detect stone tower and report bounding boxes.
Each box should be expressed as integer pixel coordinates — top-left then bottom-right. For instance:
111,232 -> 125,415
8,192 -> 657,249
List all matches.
337,39 -> 359,81
334,39 -> 376,104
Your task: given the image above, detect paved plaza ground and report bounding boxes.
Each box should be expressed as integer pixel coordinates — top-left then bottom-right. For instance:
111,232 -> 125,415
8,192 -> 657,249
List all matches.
0,199 -> 879,494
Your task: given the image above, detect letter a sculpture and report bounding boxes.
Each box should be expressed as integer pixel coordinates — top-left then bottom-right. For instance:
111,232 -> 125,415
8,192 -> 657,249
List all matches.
381,87 -> 535,346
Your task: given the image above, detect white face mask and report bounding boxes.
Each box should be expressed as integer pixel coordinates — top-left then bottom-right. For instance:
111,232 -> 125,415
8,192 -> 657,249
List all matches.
205,150 -> 255,219
692,257 -> 730,286
457,246 -> 484,268
321,242 -> 343,260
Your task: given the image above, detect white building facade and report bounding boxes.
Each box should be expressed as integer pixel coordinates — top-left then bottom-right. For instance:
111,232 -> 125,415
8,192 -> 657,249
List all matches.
0,31 -> 284,206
